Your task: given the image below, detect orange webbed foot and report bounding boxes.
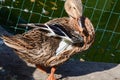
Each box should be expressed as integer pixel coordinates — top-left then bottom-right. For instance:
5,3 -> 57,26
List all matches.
47,74 -> 56,80
47,67 -> 56,80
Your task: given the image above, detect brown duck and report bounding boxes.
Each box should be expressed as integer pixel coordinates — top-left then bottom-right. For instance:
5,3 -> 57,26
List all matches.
1,0 -> 95,80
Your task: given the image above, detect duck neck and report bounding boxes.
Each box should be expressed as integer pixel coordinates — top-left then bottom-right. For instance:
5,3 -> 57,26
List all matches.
69,17 -> 83,32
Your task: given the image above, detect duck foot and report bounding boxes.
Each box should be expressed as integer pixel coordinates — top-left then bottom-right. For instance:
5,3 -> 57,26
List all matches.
47,67 -> 56,80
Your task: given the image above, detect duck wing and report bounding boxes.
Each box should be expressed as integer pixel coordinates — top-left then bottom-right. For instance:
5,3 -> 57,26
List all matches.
19,23 -> 73,43
1,26 -> 74,66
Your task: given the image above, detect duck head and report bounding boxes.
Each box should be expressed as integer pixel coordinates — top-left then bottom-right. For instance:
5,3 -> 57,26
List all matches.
64,0 -> 83,20
64,0 -> 95,47
64,0 -> 83,33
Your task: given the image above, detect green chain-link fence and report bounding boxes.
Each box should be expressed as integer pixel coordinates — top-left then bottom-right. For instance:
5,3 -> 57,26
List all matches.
0,0 -> 120,63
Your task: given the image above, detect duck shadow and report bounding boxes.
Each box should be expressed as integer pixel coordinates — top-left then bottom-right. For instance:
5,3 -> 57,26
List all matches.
56,60 -> 118,79
0,43 -> 36,80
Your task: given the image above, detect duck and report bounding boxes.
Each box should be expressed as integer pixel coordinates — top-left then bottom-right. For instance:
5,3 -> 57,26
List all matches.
1,0 -> 95,80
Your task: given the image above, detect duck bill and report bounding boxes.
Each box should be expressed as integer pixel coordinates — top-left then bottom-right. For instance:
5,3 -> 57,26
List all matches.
77,18 -> 83,32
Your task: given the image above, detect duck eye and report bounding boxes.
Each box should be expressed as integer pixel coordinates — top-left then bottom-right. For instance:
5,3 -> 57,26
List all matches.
73,7 -> 76,9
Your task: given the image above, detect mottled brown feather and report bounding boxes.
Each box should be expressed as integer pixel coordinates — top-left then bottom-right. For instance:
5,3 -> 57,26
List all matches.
1,0 -> 95,68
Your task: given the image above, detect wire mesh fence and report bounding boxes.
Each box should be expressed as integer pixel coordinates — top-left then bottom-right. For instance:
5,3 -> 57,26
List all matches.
0,0 -> 120,63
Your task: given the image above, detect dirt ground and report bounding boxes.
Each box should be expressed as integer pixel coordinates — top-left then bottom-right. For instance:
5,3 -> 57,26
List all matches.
0,26 -> 120,80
